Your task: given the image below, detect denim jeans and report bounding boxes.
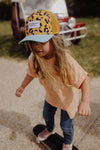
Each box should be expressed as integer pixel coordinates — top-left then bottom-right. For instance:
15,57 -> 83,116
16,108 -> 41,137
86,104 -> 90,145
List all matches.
43,101 -> 74,144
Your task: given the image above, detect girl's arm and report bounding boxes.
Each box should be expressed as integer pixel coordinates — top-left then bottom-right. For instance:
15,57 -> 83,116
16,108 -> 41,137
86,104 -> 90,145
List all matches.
15,74 -> 34,97
78,75 -> 91,116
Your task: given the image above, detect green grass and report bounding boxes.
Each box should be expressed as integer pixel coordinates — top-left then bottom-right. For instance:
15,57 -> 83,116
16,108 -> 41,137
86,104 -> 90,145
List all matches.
70,18 -> 100,77
0,21 -> 29,61
0,19 -> 100,77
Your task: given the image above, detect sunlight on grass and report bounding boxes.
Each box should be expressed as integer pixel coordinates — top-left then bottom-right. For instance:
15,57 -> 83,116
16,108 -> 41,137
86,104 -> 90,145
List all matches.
0,21 -> 12,36
0,21 -> 29,61
70,18 -> 100,77
0,19 -> 100,77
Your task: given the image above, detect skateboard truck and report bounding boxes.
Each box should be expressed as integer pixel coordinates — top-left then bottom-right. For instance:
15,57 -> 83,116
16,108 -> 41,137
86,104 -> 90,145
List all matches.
36,137 -> 40,144
33,124 -> 79,150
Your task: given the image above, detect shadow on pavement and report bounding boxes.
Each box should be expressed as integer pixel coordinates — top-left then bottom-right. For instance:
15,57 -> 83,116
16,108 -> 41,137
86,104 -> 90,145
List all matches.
0,110 -> 46,150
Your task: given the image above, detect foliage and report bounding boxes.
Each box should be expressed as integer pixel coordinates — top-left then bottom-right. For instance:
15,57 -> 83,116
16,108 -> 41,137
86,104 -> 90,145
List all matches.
0,1 -> 11,20
66,0 -> 100,17
0,0 -> 11,4
2,0 -> 10,4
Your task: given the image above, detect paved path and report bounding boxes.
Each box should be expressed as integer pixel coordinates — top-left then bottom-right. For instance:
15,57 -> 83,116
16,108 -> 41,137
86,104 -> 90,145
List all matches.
0,58 -> 100,150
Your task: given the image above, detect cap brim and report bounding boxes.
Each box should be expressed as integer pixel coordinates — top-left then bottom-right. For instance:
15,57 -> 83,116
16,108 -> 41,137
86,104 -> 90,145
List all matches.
18,34 -> 54,44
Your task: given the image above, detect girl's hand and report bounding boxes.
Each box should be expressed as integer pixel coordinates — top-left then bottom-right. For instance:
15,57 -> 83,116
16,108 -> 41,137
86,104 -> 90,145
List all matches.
78,101 -> 91,116
15,86 -> 24,97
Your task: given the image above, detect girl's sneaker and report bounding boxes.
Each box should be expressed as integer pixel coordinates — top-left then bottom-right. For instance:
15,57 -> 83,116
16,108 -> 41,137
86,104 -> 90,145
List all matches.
37,128 -> 54,141
62,144 -> 72,150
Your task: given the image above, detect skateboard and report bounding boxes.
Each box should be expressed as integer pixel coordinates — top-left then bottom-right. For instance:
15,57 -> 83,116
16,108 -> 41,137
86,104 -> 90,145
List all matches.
33,124 -> 79,150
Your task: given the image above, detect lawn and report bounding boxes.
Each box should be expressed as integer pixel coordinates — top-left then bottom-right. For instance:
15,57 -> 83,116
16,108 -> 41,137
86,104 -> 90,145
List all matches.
0,21 -> 28,61
70,18 -> 100,77
0,18 -> 100,77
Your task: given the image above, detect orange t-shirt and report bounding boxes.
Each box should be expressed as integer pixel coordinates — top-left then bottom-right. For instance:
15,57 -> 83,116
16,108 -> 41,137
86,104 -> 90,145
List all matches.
27,52 -> 88,119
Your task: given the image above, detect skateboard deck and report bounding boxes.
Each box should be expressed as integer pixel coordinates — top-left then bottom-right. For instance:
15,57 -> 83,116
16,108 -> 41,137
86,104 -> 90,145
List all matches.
33,124 -> 79,150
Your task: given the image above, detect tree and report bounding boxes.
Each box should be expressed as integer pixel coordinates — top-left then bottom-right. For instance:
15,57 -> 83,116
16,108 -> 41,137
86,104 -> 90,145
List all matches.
66,0 -> 100,17
0,0 -> 11,20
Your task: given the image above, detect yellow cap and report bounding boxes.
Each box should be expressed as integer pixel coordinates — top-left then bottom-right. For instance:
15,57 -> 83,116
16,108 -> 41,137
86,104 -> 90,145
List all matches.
19,9 -> 60,44
25,9 -> 59,36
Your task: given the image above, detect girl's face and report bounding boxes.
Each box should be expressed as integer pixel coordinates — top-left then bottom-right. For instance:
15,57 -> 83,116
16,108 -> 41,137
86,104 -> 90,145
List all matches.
31,40 -> 54,59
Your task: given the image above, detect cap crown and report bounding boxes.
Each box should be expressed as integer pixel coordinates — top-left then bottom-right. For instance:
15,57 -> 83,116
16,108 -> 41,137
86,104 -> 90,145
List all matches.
25,10 -> 59,36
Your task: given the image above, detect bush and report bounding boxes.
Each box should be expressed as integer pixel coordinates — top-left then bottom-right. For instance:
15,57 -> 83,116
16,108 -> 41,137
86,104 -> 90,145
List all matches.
0,2 -> 11,20
66,0 -> 100,17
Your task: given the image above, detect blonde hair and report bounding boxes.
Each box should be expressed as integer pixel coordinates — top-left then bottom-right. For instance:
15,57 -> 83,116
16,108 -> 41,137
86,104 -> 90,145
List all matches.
28,35 -> 75,87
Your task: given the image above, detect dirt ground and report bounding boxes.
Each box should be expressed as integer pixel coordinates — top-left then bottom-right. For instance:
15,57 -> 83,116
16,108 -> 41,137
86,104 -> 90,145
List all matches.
0,57 -> 100,150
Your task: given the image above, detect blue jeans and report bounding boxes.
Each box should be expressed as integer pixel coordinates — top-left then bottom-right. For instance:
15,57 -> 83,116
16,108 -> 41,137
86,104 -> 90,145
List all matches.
43,101 -> 74,144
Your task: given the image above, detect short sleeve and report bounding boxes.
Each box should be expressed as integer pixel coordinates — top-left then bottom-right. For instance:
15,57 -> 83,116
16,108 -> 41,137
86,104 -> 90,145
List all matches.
27,53 -> 37,78
65,52 -> 89,89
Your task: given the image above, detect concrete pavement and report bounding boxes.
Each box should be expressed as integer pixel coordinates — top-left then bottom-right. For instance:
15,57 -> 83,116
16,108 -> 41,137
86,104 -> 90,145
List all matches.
0,58 -> 100,150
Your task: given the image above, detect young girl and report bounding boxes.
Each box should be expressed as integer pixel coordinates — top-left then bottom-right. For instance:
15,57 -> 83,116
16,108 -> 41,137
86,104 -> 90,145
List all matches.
16,10 -> 91,150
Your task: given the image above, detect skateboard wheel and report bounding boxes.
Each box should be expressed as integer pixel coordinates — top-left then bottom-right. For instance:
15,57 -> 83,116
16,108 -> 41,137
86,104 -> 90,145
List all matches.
36,137 -> 40,144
